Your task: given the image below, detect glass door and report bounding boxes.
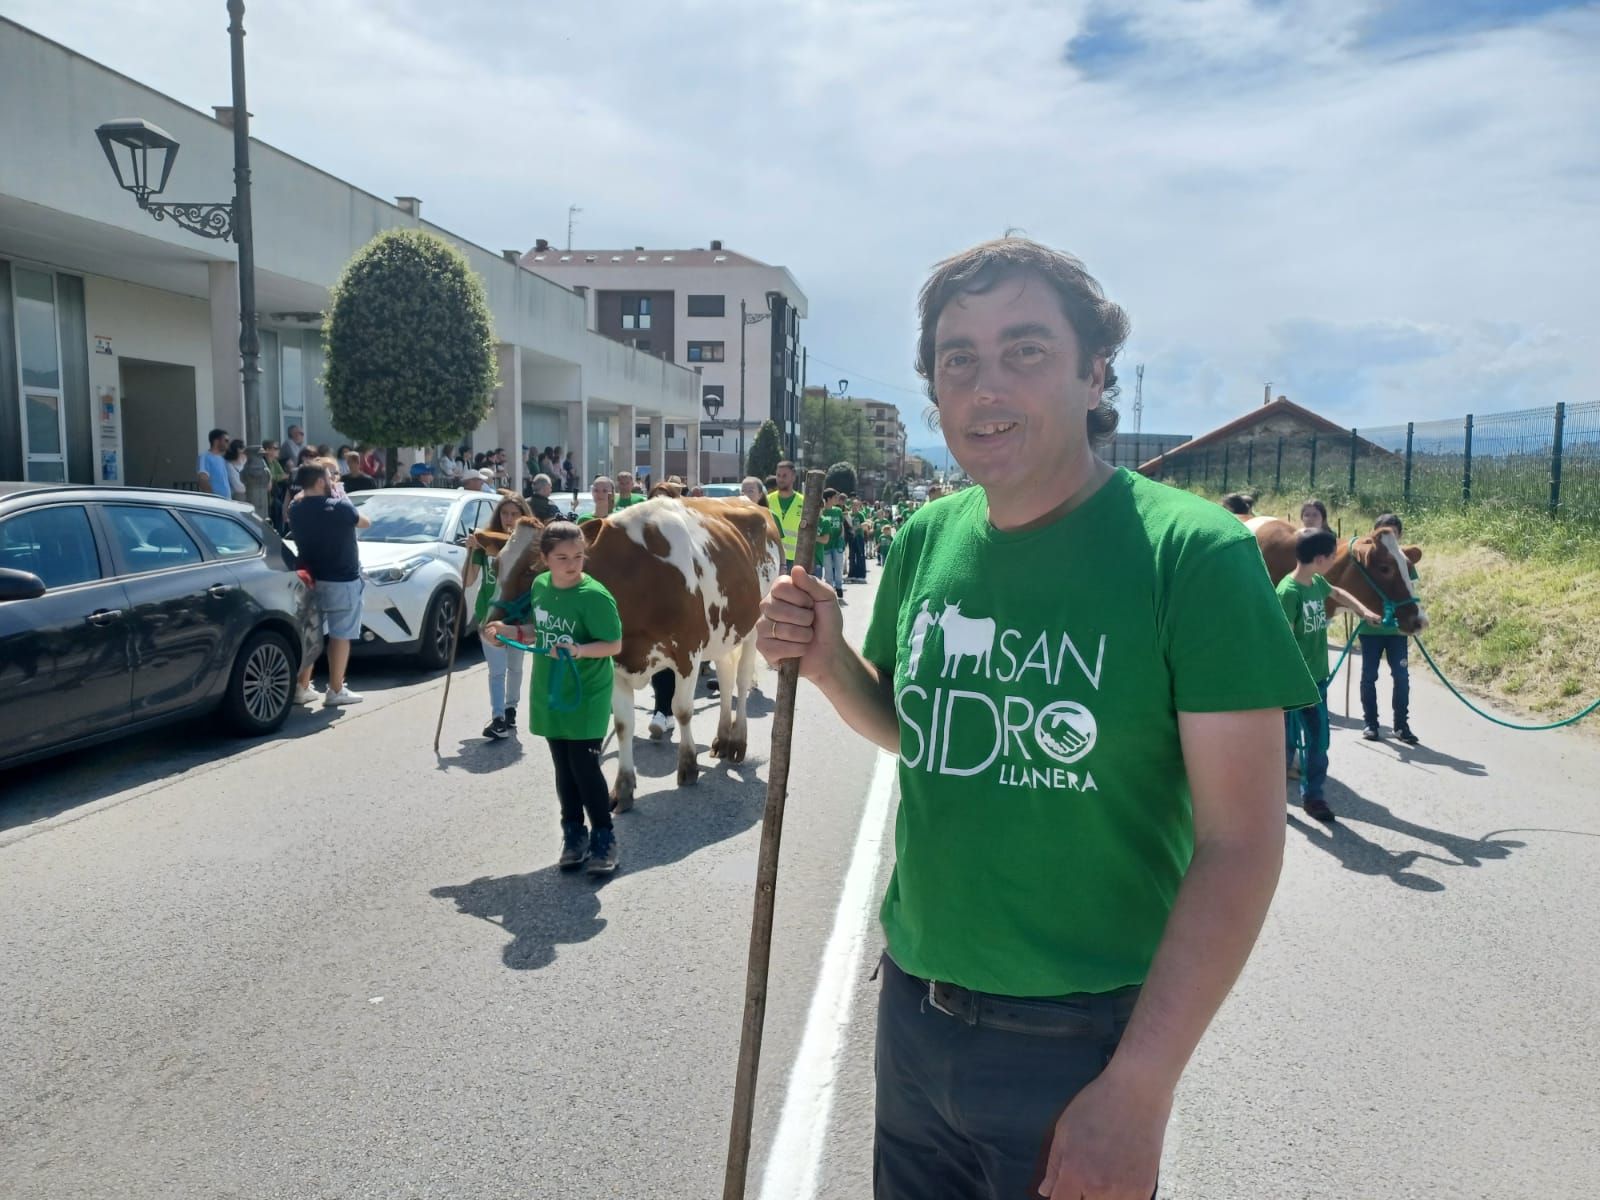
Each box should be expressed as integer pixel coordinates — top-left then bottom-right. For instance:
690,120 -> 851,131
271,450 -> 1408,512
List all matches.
13,267 -> 68,482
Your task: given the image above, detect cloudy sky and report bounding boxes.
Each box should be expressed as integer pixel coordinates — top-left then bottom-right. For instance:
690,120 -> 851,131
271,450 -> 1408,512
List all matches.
13,0 -> 1598,439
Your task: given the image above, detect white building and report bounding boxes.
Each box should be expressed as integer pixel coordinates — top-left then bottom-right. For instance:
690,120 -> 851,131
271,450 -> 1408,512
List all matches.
521,241 -> 807,480
0,17 -> 702,492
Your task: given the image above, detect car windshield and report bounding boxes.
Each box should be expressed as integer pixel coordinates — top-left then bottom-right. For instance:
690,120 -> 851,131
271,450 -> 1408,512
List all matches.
351,492 -> 454,543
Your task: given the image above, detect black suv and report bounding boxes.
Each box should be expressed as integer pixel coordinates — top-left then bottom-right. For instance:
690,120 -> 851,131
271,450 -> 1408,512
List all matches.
0,484 -> 321,770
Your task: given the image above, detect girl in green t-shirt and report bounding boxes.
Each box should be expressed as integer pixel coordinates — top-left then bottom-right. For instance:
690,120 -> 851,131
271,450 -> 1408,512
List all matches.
465,493 -> 532,740
483,521 -> 625,876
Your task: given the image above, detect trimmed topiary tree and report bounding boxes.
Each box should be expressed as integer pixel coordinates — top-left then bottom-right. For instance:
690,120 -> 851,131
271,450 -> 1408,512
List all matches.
747,420 -> 782,480
323,229 -> 497,480
825,461 -> 858,496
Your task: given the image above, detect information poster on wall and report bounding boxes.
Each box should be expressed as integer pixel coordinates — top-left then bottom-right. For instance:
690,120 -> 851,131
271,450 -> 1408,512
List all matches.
97,385 -> 121,483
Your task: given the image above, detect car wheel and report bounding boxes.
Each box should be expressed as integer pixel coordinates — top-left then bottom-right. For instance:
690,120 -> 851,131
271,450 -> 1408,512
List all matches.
222,629 -> 296,736
418,587 -> 461,670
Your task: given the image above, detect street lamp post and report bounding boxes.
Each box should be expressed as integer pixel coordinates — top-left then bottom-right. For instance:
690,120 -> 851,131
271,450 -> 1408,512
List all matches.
738,293 -> 780,470
94,0 -> 267,519
818,378 -> 847,469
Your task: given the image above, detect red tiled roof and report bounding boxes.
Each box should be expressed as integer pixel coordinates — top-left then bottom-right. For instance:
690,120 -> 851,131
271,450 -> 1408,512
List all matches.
1134,398 -> 1391,475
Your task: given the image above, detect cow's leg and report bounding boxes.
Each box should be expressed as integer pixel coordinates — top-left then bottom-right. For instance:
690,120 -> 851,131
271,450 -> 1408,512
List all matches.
709,648 -> 741,761
711,640 -> 756,763
610,677 -> 638,812
673,667 -> 700,786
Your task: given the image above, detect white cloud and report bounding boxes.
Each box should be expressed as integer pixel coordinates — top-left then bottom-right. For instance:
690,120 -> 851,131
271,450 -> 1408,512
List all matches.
10,0 -> 1597,436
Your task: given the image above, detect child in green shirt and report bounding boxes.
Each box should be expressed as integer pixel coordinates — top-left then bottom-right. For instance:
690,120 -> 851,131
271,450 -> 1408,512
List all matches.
483,521 -> 625,875
1276,527 -> 1382,822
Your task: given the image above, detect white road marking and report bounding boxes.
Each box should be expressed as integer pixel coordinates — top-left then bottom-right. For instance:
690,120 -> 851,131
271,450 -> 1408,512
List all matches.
757,749 -> 899,1200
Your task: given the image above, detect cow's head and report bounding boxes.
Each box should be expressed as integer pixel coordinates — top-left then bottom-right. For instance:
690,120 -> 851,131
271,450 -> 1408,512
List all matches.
488,517 -> 547,615
1345,530 -> 1427,634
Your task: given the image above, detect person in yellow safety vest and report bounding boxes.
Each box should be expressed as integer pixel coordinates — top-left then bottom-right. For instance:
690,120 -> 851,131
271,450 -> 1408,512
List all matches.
767,459 -> 804,569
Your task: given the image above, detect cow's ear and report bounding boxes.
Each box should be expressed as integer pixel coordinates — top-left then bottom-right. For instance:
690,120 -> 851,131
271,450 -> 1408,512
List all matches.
1404,545 -> 1422,563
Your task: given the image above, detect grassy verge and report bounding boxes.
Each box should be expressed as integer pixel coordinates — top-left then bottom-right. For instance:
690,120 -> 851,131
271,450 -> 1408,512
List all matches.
1200,490 -> 1600,733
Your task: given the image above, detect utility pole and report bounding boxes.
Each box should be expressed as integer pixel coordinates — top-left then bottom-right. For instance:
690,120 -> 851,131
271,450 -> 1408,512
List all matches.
566,204 -> 582,251
1133,363 -> 1144,435
795,347 -> 806,463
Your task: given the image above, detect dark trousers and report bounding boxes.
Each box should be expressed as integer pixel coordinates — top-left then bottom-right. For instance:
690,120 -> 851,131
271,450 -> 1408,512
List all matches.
548,738 -> 611,833
1359,634 -> 1411,729
874,955 -> 1148,1200
651,667 -> 674,716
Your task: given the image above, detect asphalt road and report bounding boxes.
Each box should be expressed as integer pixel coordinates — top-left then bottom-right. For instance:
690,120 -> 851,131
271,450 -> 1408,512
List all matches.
2,579 -> 1597,1199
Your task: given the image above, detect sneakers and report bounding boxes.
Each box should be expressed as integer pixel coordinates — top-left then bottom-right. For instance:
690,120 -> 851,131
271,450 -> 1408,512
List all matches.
648,711 -> 671,740
293,683 -> 320,705
1303,796 -> 1336,823
587,827 -> 619,876
1361,725 -> 1382,741
322,687 -> 363,708
505,706 -> 517,729
1394,724 -> 1419,745
559,823 -> 590,870
483,715 -> 510,739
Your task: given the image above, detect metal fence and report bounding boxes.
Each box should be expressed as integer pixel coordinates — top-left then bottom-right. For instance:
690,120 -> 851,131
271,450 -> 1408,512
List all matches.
1106,432 -> 1191,470
1149,401 -> 1600,522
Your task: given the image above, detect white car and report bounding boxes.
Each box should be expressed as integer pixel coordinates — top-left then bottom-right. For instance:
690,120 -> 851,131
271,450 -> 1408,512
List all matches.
286,488 -> 492,668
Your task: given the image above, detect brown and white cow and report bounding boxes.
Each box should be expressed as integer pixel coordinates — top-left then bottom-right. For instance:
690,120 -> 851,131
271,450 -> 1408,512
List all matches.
489,497 -> 784,810
1247,516 -> 1428,634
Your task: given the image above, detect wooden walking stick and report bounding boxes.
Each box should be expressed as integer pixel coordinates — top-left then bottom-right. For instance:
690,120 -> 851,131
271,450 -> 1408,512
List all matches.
432,551 -> 474,755
723,469 -> 827,1200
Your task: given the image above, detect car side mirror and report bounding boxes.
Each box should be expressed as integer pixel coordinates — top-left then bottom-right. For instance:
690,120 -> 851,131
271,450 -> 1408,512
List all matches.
0,567 -> 48,602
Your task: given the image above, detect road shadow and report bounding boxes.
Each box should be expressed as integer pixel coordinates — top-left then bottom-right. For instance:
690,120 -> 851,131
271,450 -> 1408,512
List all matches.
1288,779 -> 1524,891
429,776 -> 767,970
0,702 -> 344,836
436,732 -> 527,775
1353,738 -> 1488,778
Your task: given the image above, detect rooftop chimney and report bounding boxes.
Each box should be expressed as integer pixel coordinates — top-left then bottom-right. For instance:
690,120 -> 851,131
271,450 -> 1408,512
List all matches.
634,245 -> 644,252
211,106 -> 250,129
710,239 -> 723,251
502,250 -> 520,263
395,196 -> 422,218
535,238 -> 550,252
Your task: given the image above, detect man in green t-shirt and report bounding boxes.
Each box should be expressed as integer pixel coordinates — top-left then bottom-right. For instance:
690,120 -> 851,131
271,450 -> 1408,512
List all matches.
814,489 -> 846,599
614,470 -> 644,509
1276,527 -> 1382,822
758,237 -> 1318,1200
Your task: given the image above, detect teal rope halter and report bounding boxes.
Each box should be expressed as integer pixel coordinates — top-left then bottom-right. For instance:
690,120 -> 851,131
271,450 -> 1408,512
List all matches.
1347,535 -> 1418,630
493,633 -> 583,715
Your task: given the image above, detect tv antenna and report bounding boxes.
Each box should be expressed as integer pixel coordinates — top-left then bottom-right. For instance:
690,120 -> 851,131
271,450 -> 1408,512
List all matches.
1133,362 -> 1144,434
566,205 -> 582,251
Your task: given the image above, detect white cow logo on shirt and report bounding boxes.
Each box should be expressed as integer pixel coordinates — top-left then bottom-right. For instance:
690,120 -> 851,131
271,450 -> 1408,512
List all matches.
900,597 -> 1104,792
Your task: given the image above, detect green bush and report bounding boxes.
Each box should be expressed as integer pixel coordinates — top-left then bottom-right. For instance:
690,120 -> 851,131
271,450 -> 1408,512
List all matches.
323,229 -> 497,469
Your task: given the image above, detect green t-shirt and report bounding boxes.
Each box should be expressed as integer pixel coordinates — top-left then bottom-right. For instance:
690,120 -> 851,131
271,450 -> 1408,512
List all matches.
861,469 -> 1319,997
521,572 -> 623,741
816,507 -> 844,565
877,527 -> 894,550
471,547 -> 500,626
1355,561 -> 1418,637
1276,573 -> 1334,683
615,494 -> 644,509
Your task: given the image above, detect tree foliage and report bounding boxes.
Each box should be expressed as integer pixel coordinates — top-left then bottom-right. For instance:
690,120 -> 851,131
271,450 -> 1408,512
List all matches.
324,229 -> 497,460
800,394 -> 884,476
747,420 -> 782,480
825,461 -> 858,496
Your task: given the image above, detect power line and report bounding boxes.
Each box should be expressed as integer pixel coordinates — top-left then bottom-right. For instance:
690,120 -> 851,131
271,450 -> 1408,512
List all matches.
805,356 -> 928,400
